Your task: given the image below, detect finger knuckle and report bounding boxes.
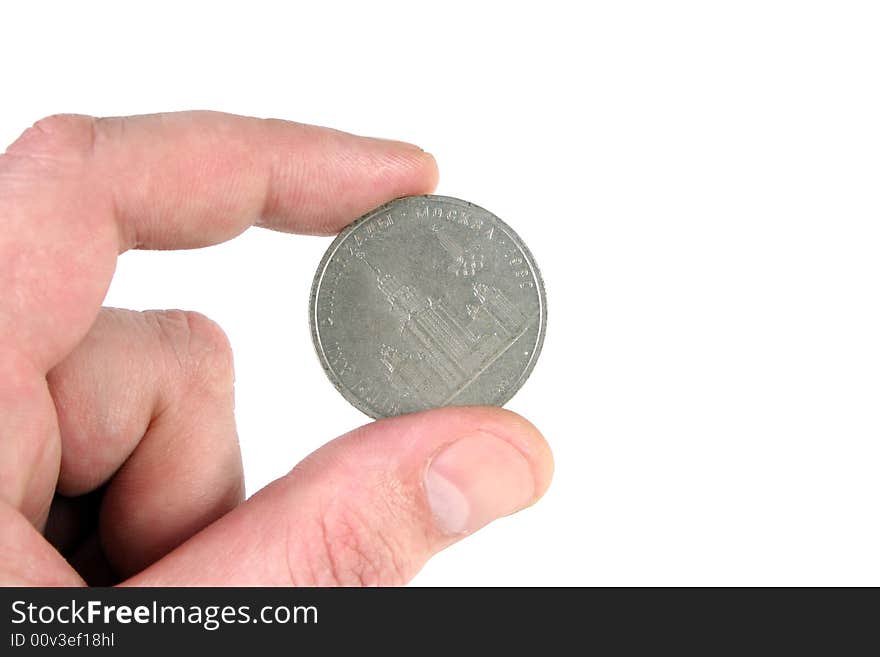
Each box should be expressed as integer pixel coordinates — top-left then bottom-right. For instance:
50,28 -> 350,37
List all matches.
302,501 -> 412,586
149,310 -> 235,393
5,114 -> 97,163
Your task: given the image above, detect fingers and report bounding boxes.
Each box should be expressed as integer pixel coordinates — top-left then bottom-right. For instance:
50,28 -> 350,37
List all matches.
0,111 -> 436,528
46,308 -> 243,578
1,110 -> 438,372
125,408 -> 553,586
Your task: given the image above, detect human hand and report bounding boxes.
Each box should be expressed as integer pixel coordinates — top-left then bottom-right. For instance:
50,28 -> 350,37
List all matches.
0,111 -> 553,586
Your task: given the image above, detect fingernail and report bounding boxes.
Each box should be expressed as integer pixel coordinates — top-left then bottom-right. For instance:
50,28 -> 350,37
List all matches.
425,432 -> 536,535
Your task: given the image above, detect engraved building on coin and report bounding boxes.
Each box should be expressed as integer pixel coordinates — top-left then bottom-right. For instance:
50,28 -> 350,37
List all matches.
310,195 -> 546,419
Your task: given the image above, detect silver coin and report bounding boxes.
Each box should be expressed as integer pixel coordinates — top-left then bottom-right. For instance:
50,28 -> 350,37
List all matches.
309,195 -> 546,418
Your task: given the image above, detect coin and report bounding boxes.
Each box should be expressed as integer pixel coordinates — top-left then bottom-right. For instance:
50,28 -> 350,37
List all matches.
309,195 -> 546,418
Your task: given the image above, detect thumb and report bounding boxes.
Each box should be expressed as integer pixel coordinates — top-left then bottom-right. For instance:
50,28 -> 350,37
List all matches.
124,407 -> 553,586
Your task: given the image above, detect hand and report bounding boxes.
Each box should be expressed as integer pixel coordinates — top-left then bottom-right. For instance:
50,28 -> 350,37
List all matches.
0,111 -> 553,586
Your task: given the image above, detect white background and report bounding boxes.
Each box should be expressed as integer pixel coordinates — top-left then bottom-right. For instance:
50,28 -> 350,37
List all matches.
2,1 -> 878,585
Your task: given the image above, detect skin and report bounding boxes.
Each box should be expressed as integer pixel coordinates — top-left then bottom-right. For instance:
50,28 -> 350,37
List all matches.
0,111 -> 553,586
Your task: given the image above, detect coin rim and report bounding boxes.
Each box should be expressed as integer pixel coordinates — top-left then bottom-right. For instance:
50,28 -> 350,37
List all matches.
309,194 -> 547,419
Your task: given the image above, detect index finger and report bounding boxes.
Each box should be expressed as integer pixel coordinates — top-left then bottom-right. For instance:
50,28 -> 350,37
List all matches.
0,110 -> 438,371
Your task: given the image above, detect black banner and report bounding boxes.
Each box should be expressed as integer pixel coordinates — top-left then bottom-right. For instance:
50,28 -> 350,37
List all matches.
0,587 -> 873,653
